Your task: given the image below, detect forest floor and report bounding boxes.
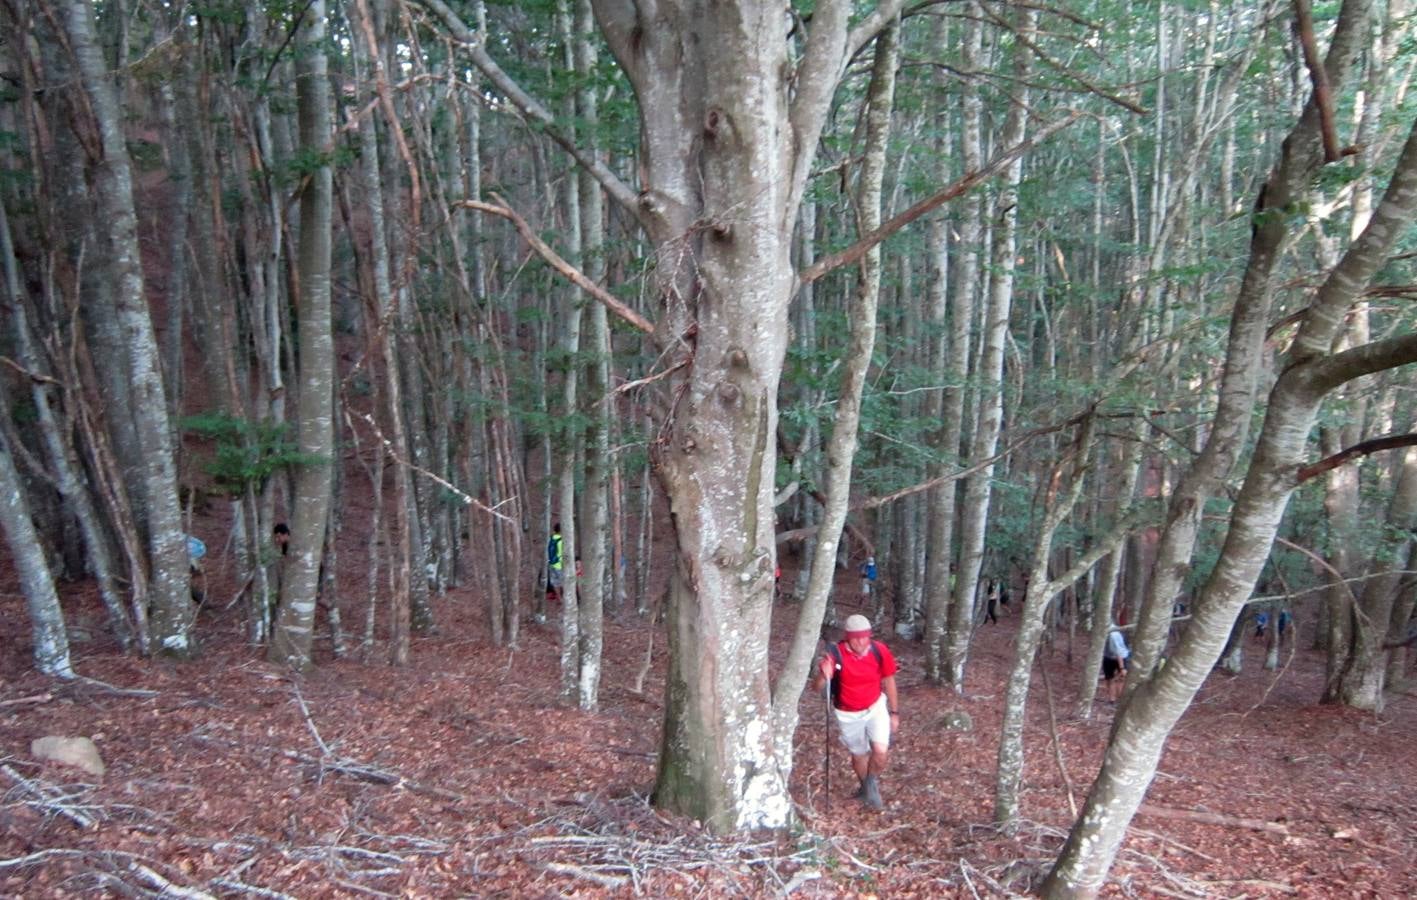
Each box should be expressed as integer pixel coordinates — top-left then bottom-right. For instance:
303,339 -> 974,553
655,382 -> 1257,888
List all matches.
2,552 -> 1415,899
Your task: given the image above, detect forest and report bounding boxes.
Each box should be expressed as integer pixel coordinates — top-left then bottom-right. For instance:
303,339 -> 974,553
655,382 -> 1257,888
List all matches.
2,0 -> 1416,895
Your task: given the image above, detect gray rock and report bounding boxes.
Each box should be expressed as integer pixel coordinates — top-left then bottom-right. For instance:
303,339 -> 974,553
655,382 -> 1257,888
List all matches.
31,735 -> 106,777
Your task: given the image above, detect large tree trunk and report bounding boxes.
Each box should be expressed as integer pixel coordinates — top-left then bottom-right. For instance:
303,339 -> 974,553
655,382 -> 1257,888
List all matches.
269,0 -> 335,670
61,0 -> 192,655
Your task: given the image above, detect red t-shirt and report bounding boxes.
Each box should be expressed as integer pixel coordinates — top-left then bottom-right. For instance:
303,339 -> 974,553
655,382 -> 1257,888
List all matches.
833,640 -> 898,712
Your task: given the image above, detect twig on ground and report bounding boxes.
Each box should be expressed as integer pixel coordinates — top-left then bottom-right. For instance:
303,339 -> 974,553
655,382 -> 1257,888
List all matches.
127,859 -> 217,899
1200,877 -> 1297,894
781,868 -> 821,896
72,676 -> 158,698
1,763 -> 101,829
189,725 -> 462,800
291,683 -> 334,756
209,877 -> 298,900
1128,826 -> 1221,864
0,692 -> 54,708
542,861 -> 628,889
1137,803 -> 1289,834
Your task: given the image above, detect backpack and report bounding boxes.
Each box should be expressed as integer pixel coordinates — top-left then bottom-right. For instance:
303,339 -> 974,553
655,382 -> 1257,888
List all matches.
826,640 -> 884,707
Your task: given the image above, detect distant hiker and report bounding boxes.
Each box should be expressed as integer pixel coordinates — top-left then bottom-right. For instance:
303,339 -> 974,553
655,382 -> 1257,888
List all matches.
859,555 -> 877,600
1277,608 -> 1293,642
1103,624 -> 1130,702
984,579 -> 1005,624
187,534 -> 208,604
186,534 -> 207,572
809,613 -> 899,810
546,522 -> 565,603
272,522 -> 290,556
1253,609 -> 1270,641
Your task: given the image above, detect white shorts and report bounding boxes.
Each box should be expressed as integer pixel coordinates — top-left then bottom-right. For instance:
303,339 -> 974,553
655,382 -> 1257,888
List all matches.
833,695 -> 890,756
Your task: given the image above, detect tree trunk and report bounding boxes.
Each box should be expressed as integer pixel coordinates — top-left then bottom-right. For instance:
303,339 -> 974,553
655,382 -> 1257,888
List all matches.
947,4 -> 1032,690
1336,443 -> 1417,709
1045,50 -> 1417,893
61,0 -> 192,655
576,0 -> 609,709
925,6 -> 981,679
0,426 -> 75,678
270,0 -> 335,670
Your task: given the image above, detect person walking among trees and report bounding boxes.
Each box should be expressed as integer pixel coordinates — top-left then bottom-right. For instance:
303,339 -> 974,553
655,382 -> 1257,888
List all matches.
859,555 -> 877,601
809,614 -> 899,810
546,522 -> 565,604
1102,623 -> 1130,702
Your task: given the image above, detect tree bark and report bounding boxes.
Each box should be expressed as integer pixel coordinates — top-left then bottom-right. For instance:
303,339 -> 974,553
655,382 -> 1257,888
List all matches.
0,426 -> 75,678
61,0 -> 192,655
270,0 -> 335,670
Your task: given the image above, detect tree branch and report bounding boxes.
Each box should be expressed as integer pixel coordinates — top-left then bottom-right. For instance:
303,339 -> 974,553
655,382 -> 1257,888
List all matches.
976,2 -> 1147,115
455,196 -> 656,337
799,111 -> 1080,286
1296,432 -> 1417,483
845,0 -> 910,62
413,0 -> 642,219
1293,0 -> 1345,162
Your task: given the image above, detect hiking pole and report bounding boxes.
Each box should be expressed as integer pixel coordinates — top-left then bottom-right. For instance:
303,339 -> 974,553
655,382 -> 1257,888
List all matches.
823,672 -> 831,815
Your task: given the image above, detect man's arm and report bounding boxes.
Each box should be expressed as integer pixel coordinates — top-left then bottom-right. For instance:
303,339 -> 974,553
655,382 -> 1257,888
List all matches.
882,675 -> 899,714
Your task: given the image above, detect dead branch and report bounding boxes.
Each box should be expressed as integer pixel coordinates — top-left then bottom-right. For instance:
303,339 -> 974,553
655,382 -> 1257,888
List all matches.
72,676 -> 159,698
456,195 -> 655,336
1,763 -> 100,830
0,692 -> 54,708
1202,877 -> 1298,894
1293,0 -> 1345,163
208,877 -> 298,900
127,859 -> 217,899
189,727 -> 463,801
542,861 -> 628,889
1295,432 -> 1417,482
1137,803 -> 1289,834
800,112 -> 1080,285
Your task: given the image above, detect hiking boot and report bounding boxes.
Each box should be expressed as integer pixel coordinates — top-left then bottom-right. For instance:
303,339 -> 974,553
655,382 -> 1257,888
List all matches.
851,780 -> 866,800
862,774 -> 883,810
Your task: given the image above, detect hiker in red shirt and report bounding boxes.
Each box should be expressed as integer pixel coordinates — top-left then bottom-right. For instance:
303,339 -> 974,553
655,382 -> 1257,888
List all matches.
809,613 -> 899,809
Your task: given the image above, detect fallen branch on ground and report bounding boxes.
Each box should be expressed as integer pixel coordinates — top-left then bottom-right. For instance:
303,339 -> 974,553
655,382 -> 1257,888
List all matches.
1137,803 -> 1289,834
542,861 -> 627,889
0,692 -> 53,708
1,763 -> 100,830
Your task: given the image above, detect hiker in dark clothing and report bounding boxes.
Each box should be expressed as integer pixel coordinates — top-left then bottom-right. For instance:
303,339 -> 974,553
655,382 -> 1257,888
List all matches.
809,614 -> 899,810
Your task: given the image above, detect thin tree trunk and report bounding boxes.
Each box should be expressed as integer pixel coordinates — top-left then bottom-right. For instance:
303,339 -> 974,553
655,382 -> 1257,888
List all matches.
269,0 -> 335,670
576,0 -> 609,709
947,5 -> 1032,689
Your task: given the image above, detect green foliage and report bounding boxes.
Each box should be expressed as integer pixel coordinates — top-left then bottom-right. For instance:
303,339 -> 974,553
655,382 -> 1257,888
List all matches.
181,412 -> 325,497
127,138 -> 165,172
